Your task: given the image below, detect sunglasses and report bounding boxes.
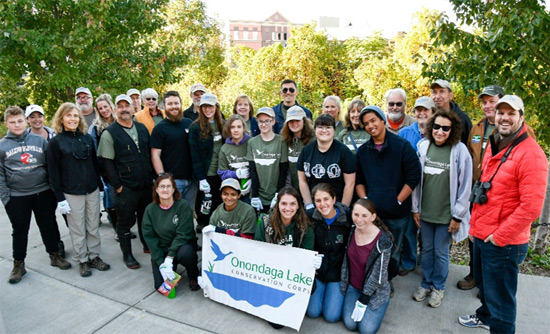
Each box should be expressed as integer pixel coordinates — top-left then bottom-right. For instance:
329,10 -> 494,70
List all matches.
388,102 -> 403,107
282,87 -> 296,94
433,123 -> 451,132
146,97 -> 157,101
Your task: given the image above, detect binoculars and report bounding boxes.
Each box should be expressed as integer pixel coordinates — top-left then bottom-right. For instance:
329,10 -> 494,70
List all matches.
470,180 -> 491,205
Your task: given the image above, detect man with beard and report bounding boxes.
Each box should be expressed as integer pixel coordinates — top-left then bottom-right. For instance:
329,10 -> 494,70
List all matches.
385,88 -> 415,134
430,79 -> 473,145
151,91 -> 196,208
98,95 -> 154,269
183,83 -> 206,121
75,87 -> 95,127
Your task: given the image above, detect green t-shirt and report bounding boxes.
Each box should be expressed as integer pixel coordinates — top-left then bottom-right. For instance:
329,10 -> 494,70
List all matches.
152,115 -> 164,125
246,134 -> 288,205
218,140 -> 249,172
337,128 -> 370,154
254,216 -> 314,250
482,123 -> 496,155
334,121 -> 345,140
421,144 -> 452,224
207,122 -> 223,177
97,124 -> 139,159
283,138 -> 308,189
209,200 -> 257,235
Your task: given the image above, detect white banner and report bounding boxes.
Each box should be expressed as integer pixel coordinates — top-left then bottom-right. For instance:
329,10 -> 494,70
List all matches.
201,232 -> 317,331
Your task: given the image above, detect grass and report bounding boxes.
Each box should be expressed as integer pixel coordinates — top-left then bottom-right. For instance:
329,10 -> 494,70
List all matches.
526,247 -> 550,270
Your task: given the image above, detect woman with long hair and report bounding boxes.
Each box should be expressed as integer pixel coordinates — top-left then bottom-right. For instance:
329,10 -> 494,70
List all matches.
341,198 -> 393,334
189,93 -> 225,232
337,99 -> 370,154
142,174 -> 200,291
232,95 -> 259,137
47,102 -> 110,277
280,105 -> 315,189
411,110 -> 472,308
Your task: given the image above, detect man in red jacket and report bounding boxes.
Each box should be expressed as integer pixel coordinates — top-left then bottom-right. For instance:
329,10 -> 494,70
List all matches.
459,95 -> 548,333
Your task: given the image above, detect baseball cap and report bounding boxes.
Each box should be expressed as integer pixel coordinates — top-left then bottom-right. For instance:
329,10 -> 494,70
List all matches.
219,178 -> 241,192
199,93 -> 219,106
478,85 -> 505,99
126,88 -> 140,97
413,96 -> 436,111
25,105 -> 45,118
256,107 -> 275,118
190,83 -> 207,94
430,79 -> 452,92
359,105 -> 387,124
285,106 -> 306,122
115,94 -> 133,105
75,87 -> 92,98
495,95 -> 524,114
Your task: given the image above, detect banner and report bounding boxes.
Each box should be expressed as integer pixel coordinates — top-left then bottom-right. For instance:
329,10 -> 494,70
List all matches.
201,232 -> 317,331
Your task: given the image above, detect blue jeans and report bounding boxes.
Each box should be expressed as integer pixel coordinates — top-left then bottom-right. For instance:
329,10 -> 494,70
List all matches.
473,237 -> 528,334
306,279 -> 344,322
384,215 -> 409,279
342,285 -> 389,334
175,179 -> 197,210
420,221 -> 451,290
400,215 -> 417,270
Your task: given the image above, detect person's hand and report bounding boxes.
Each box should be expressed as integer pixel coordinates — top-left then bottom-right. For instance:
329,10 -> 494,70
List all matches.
351,300 -> 367,322
270,193 -> 278,209
236,167 -> 250,179
116,186 -> 123,193
159,257 -> 175,281
199,179 -> 211,193
412,212 -> 421,228
198,276 -> 206,290
57,200 -> 71,215
251,197 -> 263,211
448,219 -> 460,233
241,179 -> 251,196
468,234 -> 474,242
484,234 -> 498,246
202,225 -> 216,234
313,254 -> 324,270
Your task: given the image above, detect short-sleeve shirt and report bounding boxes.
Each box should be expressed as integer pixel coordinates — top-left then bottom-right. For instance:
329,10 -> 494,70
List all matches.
297,140 -> 356,202
337,128 -> 370,154
150,118 -> 193,180
218,140 -> 249,172
97,125 -> 140,159
209,200 -> 257,235
421,144 -> 451,224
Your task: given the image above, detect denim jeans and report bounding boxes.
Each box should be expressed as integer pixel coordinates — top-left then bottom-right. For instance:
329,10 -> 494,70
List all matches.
342,285 -> 389,334
175,179 -> 197,210
473,237 -> 528,334
384,215 -> 409,280
400,215 -> 417,270
419,221 -> 451,290
306,279 -> 344,322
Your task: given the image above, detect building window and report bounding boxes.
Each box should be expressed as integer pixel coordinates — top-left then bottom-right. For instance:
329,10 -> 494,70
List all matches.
272,32 -> 276,40
243,31 -> 248,40
233,30 -> 239,40
253,31 -> 258,40
278,32 -> 281,40
284,33 -> 287,40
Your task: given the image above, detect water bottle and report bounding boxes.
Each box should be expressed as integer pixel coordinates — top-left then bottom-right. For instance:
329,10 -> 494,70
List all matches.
200,192 -> 212,215
240,178 -> 249,191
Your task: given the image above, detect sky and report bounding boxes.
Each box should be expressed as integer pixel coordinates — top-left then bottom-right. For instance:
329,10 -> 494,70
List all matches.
201,0 -> 457,39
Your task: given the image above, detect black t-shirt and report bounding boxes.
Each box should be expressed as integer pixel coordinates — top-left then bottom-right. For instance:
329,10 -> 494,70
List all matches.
150,118 -> 193,180
297,140 -> 356,202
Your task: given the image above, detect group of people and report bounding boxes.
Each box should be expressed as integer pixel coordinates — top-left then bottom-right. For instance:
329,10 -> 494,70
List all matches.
1,78 -> 547,334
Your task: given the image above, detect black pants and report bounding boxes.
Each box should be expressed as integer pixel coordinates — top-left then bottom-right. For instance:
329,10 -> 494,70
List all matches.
5,189 -> 60,260
194,175 -> 222,227
115,185 -> 151,249
152,241 -> 199,289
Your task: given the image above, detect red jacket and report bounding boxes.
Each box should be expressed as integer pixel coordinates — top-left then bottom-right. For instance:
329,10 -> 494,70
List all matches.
469,124 -> 548,246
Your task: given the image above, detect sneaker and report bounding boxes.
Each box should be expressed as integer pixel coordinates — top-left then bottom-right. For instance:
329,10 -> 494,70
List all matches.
88,257 -> 111,271
50,252 -> 72,270
458,314 -> 490,330
8,260 -> 26,284
79,262 -> 92,277
130,231 -> 137,239
457,274 -> 476,290
427,288 -> 444,308
189,280 -> 200,291
412,286 -> 431,302
114,233 -> 119,242
399,266 -> 414,276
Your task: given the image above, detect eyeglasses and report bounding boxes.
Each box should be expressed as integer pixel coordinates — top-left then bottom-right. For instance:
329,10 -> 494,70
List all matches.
315,126 -> 333,131
146,97 -> 157,101
282,87 -> 296,94
158,185 -> 173,190
433,123 -> 451,132
388,102 -> 403,107
76,96 -> 90,101
258,119 -> 272,125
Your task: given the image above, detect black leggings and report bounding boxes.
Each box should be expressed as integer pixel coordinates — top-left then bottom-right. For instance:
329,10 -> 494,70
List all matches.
152,242 -> 199,289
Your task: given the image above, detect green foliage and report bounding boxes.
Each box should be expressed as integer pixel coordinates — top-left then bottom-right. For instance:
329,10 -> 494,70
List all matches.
527,247 -> 550,270
425,0 -> 550,151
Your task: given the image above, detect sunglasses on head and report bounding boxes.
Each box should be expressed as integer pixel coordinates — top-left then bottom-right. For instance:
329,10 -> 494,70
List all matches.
433,123 -> 451,132
388,102 -> 403,107
282,87 -> 296,94
146,97 -> 157,101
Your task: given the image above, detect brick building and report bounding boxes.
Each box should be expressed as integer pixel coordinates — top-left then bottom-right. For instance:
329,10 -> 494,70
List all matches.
229,12 -> 298,50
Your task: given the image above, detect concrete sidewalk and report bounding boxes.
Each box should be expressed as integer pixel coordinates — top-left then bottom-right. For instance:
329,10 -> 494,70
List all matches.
0,205 -> 548,334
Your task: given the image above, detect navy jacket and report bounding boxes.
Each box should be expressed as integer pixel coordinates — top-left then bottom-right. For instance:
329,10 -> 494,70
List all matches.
271,101 -> 312,134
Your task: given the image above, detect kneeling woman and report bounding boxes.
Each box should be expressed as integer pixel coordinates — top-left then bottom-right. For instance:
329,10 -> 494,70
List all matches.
142,175 -> 200,291
307,183 -> 351,322
341,198 -> 392,334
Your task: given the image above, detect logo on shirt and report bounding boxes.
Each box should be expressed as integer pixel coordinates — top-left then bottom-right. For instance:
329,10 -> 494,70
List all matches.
326,164 -> 341,178
172,214 -> 179,225
311,164 -> 326,179
20,153 -> 37,164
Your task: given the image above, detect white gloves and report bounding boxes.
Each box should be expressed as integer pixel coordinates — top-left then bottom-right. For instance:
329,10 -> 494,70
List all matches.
351,300 -> 367,322
199,179 -> 211,193
313,254 -> 324,270
159,257 -> 175,281
270,193 -> 278,209
198,276 -> 206,290
236,167 -> 250,179
251,197 -> 263,211
241,179 -> 251,196
202,225 -> 216,234
57,200 -> 71,215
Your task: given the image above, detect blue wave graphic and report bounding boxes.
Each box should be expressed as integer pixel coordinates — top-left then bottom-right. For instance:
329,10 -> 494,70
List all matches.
205,270 -> 294,307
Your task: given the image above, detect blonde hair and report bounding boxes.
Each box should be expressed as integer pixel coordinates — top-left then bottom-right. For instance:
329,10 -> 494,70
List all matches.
52,102 -> 87,134
93,93 -> 116,133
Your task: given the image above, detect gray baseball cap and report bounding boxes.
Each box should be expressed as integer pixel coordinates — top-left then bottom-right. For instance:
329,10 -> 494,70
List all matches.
430,79 -> 452,92
126,88 -> 140,97
219,178 -> 241,192
256,107 -> 275,118
495,95 -> 524,114
200,93 -> 219,106
115,94 -> 133,105
285,106 -> 306,122
413,96 -> 436,110
25,105 -> 45,118
190,83 -> 207,94
75,87 -> 92,98
478,85 -> 505,99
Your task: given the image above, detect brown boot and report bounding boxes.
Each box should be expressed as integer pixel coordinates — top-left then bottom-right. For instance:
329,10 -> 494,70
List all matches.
50,252 -> 72,270
8,260 -> 26,284
457,274 -> 476,290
